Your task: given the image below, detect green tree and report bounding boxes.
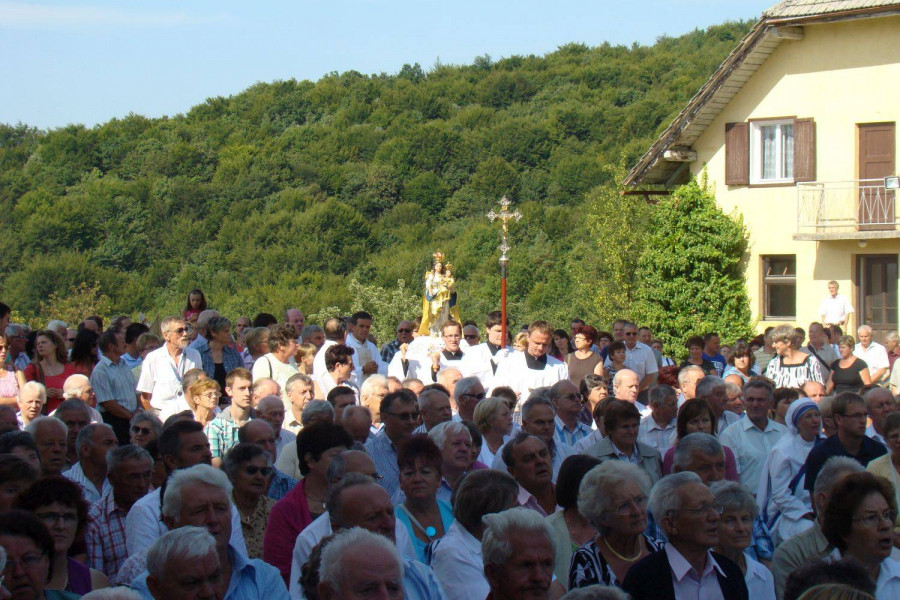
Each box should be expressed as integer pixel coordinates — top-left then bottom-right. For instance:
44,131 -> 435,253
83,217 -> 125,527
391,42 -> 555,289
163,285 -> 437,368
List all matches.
631,175 -> 753,357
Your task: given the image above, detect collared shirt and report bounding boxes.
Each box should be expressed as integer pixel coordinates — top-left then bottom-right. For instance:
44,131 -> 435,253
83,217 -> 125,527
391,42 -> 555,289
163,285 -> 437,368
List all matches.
380,339 -> 402,364
62,461 -> 111,505
855,341 -> 890,379
771,522 -> 829,599
802,343 -> 839,374
720,415 -> 788,494
717,410 -> 740,435
91,354 -> 138,412
876,556 -> 900,599
187,333 -> 208,352
665,543 -> 726,600
819,293 -> 854,324
283,414 -> 303,437
204,408 -> 247,459
517,483 -> 556,517
430,521 -> 488,600
136,345 -> 201,413
745,555 -> 776,600
121,352 -> 142,370
13,353 -> 29,371
131,544 -> 288,600
274,429 -> 296,459
365,429 -> 401,500
267,468 -> 299,501
867,424 -> 889,449
638,414 -> 677,455
573,430 -> 604,454
554,414 -> 593,448
605,341 -> 659,381
198,342 -> 245,380
803,433 -> 888,493
86,492 -> 129,580
611,441 -> 641,465
646,513 -> 775,563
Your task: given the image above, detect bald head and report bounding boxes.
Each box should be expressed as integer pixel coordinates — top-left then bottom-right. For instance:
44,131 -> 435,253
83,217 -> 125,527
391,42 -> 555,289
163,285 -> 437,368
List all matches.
612,369 -> 639,401
342,450 -> 377,477
251,378 -> 280,407
437,368 -> 463,401
342,406 -> 373,445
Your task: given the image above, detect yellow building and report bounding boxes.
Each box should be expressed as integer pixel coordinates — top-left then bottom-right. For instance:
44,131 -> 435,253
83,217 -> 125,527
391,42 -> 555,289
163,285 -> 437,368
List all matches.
626,0 -> 900,340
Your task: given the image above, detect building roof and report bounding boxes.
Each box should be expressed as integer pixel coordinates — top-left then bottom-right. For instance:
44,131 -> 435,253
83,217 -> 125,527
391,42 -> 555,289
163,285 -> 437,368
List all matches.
625,0 -> 900,186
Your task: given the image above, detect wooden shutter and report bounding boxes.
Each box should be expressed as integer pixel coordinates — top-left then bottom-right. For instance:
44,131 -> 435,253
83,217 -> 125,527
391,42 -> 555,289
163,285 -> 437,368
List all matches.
794,118 -> 816,182
725,122 -> 749,186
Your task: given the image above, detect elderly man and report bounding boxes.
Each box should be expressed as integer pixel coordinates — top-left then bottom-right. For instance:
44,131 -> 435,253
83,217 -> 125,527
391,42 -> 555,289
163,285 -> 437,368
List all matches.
137,315 -> 201,420
25,416 -> 67,476
802,322 -> 839,376
493,321 -> 569,404
285,308 -> 305,338
344,311 -> 387,383
502,432 -> 556,517
16,381 -> 45,428
342,405 -> 373,445
186,309 -> 220,353
143,527 -> 225,600
63,423 -> 118,504
5,323 -> 30,371
86,444 -> 154,580
92,328 -> 139,444
251,377 -> 280,408
317,528 -> 404,600
365,390 -> 418,500
605,322 -> 659,391
254,394 -> 295,458
719,379 -> 787,493
359,374 -> 389,434
454,376 -> 485,423
864,386 -> 896,447
53,398 -> 92,466
205,368 -> 254,467
854,324 -> 890,384
550,379 -> 592,448
326,385 -> 357,426
132,465 -> 287,599
639,384 -> 678,455
801,380 -> 827,404
820,280 -> 854,327
696,376 -> 739,434
61,374 -> 103,423
239,420 -> 299,499
611,369 -> 642,407
677,365 -> 705,406
492,396 -> 569,481
623,472 -> 748,600
300,325 -> 325,350
283,373 -> 313,436
313,317 -> 347,378
125,420 -> 247,556
436,368 -> 462,412
481,507 -> 556,600
413,387 -> 453,433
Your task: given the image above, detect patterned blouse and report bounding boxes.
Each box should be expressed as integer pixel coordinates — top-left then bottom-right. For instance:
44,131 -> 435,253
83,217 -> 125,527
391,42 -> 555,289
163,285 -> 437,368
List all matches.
764,354 -> 825,389
238,495 -> 275,560
569,534 -> 663,589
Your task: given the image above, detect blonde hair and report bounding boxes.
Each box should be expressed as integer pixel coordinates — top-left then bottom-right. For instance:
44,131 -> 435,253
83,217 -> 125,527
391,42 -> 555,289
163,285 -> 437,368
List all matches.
513,331 -> 528,351
473,396 -> 508,433
797,584 -> 875,600
187,379 -> 220,410
295,342 -> 317,362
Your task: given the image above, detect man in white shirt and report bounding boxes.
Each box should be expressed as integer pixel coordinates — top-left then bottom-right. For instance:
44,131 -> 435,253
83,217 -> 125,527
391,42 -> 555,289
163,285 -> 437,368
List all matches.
819,280 -> 854,327
639,384 -> 678,455
344,311 -> 387,384
605,322 -> 658,391
492,321 -> 568,406
463,311 -> 511,389
802,322 -> 839,376
312,318 -> 346,378
854,324 -> 890,384
864,387 -> 896,448
696,376 -> 740,435
136,316 -> 201,420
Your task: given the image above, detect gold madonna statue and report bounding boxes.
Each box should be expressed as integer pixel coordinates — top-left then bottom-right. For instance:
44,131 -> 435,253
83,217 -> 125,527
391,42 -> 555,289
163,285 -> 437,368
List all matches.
418,250 -> 461,336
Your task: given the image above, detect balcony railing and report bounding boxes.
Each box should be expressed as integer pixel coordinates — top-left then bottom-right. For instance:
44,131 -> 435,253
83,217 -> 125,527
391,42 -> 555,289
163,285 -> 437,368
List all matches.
796,179 -> 899,239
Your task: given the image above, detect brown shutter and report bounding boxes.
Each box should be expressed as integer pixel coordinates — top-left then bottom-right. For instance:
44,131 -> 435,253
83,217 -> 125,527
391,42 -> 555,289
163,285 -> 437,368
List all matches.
794,118 -> 816,182
725,122 -> 749,186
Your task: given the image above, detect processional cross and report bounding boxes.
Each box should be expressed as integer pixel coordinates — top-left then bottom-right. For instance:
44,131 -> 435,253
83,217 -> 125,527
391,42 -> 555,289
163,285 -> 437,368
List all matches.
487,196 -> 522,349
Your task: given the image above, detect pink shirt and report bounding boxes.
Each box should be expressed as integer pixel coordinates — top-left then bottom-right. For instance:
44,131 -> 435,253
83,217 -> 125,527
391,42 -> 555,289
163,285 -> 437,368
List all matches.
262,478 -> 314,584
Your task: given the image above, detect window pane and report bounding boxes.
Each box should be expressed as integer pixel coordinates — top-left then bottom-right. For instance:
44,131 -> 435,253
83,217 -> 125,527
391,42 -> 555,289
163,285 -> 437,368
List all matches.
761,125 -> 776,180
765,256 -> 796,277
767,284 -> 796,318
781,124 -> 794,179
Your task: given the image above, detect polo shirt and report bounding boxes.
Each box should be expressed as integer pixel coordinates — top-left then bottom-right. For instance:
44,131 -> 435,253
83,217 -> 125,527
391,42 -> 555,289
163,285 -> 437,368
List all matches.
854,341 -> 890,380
803,434 -> 887,493
604,341 -> 658,381
554,415 -> 593,448
719,415 -> 788,494
638,414 -> 677,455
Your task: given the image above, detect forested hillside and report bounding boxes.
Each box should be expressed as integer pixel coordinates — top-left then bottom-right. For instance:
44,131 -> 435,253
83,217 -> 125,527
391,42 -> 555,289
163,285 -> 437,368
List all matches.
0,21 -> 752,330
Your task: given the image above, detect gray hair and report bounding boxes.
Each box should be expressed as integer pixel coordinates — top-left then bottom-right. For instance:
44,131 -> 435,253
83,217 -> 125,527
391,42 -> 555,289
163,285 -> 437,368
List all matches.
428,421 -> 471,450
301,400 -> 335,426
677,365 -> 705,388
695,376 -> 725,398
25,415 -> 66,436
769,324 -> 796,344
672,433 -> 724,472
319,527 -> 403,593
129,412 -> 162,438
559,586 -> 630,600
255,394 -> 283,412
19,381 -> 47,402
107,444 -> 153,475
75,423 -> 114,459
858,324 -> 873,335
195,310 -> 220,332
222,443 -> 270,480
162,464 -> 232,519
46,320 -> 68,333
54,398 -> 91,418
79,587 -> 144,600
578,461 -> 651,532
454,376 -> 482,400
360,375 -> 388,399
710,480 -> 757,520
418,387 -> 449,412
453,469 -> 519,532
648,471 -> 703,523
300,324 -> 323,340
814,455 -> 865,498
521,396 -> 555,423
159,315 -> 184,334
648,384 -> 677,408
205,315 -> 232,336
326,473 -> 377,528
146,526 -> 217,579
884,331 -> 899,345
284,373 -> 313,395
482,507 -> 555,568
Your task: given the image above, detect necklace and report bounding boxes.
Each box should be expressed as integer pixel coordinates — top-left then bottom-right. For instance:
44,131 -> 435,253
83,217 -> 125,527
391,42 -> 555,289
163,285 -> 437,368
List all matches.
400,504 -> 439,539
602,536 -> 642,562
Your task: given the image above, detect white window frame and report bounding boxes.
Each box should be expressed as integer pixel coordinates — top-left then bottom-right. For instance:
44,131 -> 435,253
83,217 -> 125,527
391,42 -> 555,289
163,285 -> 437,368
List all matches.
749,119 -> 794,185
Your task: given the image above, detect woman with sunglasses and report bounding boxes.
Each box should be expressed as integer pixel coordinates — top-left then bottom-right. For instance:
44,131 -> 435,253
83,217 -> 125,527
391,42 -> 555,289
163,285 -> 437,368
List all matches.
223,443 -> 274,560
127,413 -> 162,449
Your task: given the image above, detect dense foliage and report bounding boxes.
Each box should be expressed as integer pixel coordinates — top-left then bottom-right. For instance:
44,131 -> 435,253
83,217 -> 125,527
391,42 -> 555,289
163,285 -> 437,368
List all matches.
0,21 -> 754,339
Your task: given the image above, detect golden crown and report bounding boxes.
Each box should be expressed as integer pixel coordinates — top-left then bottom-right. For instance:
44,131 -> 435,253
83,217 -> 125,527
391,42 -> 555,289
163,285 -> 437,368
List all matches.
432,250 -> 445,263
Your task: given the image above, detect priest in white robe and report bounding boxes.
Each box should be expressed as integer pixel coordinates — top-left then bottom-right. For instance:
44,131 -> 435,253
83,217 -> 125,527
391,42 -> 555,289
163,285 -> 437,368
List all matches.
491,321 -> 568,412
344,311 -> 387,383
465,311 -> 512,390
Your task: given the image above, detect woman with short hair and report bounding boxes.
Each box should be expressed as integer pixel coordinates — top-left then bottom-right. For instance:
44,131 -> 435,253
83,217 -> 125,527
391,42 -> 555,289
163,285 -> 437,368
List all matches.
681,335 -> 717,375
473,397 -> 513,466
661,398 -> 740,480
198,316 -> 243,393
827,335 -> 872,395
567,326 -> 605,389
766,324 -> 825,389
186,378 -> 221,427
128,412 -> 162,449
223,443 -> 274,559
241,326 -> 270,370
723,340 -> 758,388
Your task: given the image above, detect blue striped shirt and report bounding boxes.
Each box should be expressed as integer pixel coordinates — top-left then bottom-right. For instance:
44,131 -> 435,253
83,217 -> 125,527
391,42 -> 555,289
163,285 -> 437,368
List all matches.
91,355 -> 138,412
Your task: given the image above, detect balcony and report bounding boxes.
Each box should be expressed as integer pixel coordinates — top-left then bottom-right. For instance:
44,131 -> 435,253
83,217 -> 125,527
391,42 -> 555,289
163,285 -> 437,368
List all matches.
795,179 -> 900,241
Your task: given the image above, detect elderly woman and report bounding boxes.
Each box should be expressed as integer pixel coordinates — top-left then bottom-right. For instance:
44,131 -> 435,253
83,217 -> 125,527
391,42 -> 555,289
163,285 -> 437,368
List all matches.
828,335 -> 872,395
15,476 -> 111,594
198,316 -> 244,393
428,421 -> 474,502
24,331 -> 76,414
567,326 -> 605,388
866,412 -> 900,531
251,324 -> 298,390
223,442 -> 275,560
661,398 -> 740,480
241,326 -> 270,370
569,460 -> 662,590
185,378 -> 221,426
823,471 -> 900,598
0,509 -> 82,600
474,396 -> 514,465
16,381 -> 46,428
313,344 -> 356,399
0,454 -> 38,511
766,324 -> 825,389
129,332 -> 161,382
395,434 -> 454,563
584,400 -> 662,484
711,481 -> 776,600
0,332 -> 26,407
758,398 -> 823,545
128,412 -> 162,449
546,455 -> 601,590
723,340 -> 758,388
725,381 -> 744,415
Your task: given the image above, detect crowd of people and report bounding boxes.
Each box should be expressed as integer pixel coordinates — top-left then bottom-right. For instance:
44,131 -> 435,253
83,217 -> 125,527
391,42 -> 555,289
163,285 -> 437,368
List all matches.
1,291 -> 900,600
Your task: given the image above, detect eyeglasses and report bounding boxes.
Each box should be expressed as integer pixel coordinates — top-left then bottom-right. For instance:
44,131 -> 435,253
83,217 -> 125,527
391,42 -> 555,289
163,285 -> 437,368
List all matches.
839,412 -> 868,420
464,334 -> 479,340
558,393 -> 583,404
35,511 -> 78,525
244,465 -> 274,477
853,510 -> 897,527
671,503 -> 724,516
384,410 -> 420,421
461,392 -> 486,401
168,326 -> 193,336
610,495 -> 649,516
397,328 -> 413,334
200,392 -> 221,400
624,332 -> 638,337
4,551 -> 45,570
131,426 -> 152,436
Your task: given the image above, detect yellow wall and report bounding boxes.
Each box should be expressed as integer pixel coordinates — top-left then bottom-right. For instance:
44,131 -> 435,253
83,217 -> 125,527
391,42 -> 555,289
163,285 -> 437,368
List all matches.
692,16 -> 900,333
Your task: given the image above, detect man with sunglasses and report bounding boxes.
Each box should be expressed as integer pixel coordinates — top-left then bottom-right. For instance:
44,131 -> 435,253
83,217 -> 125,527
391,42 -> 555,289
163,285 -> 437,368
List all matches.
365,390 -> 420,501
137,316 -> 201,420
604,322 -> 658,393
549,379 -> 592,449
381,320 -> 416,365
